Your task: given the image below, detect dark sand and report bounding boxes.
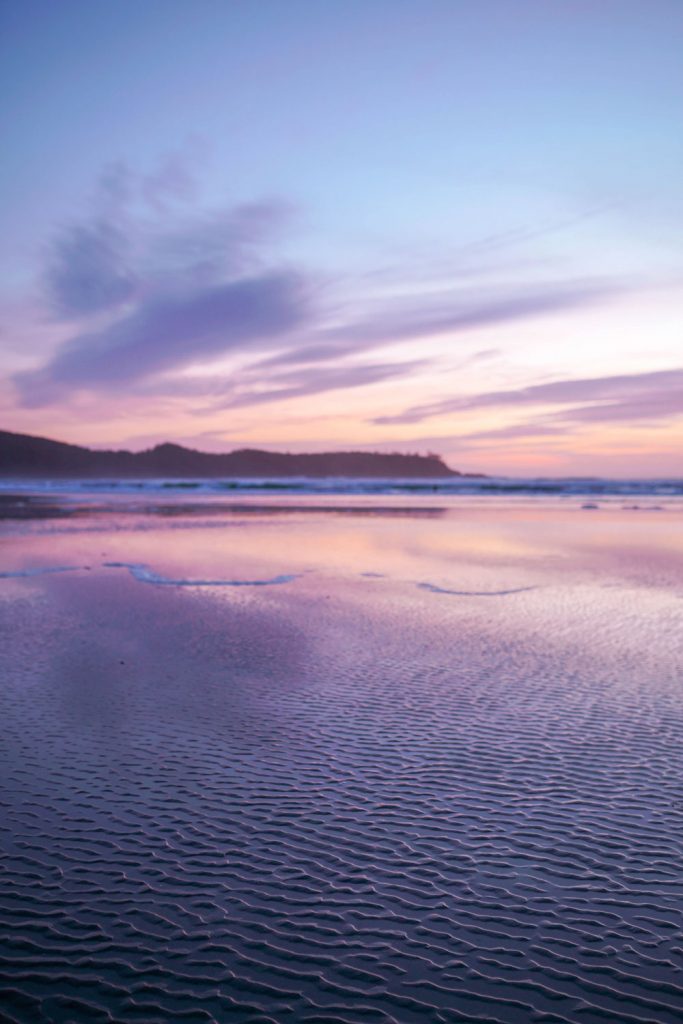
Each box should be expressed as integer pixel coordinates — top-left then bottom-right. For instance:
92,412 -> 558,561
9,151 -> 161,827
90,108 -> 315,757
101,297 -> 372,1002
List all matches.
1,496 -> 683,1023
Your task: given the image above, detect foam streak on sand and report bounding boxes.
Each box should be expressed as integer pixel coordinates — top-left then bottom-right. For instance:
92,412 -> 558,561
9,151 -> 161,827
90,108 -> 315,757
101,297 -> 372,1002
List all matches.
104,561 -> 299,587
0,565 -> 83,579
1,494 -> 683,1024
417,581 -> 537,596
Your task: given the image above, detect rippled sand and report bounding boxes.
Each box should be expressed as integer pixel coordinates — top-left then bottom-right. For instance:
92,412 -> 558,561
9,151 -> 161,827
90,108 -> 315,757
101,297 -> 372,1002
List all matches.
1,497 -> 683,1023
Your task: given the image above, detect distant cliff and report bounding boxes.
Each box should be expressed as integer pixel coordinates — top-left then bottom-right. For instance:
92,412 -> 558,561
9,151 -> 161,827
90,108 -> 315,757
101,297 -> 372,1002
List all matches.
0,430 -> 470,478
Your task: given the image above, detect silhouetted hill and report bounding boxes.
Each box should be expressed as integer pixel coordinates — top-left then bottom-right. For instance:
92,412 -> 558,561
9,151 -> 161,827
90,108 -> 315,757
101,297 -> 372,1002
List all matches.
0,430 -> 473,478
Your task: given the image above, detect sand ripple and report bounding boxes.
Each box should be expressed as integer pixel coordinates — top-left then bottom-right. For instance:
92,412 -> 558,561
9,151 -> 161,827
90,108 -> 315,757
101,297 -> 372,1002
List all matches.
1,564 -> 682,1024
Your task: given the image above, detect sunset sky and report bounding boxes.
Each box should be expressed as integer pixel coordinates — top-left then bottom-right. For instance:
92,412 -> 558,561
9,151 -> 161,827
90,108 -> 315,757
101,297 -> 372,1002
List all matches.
1,0 -> 681,475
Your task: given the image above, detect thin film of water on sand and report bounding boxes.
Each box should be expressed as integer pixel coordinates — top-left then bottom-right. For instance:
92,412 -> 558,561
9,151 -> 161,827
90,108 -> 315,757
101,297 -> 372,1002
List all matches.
1,495 -> 682,1024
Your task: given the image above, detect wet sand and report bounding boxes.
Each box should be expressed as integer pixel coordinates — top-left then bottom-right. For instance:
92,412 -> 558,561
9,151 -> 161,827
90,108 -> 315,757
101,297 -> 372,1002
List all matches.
1,497 -> 683,1023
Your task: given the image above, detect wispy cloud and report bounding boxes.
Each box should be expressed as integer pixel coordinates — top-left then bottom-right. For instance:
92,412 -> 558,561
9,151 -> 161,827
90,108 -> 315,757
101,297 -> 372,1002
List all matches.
12,159 -> 641,412
203,358 -> 429,412
324,279 -> 620,348
557,386 -> 683,423
16,272 -> 308,406
243,278 -> 621,376
461,422 -> 568,441
45,219 -> 137,317
374,368 -> 683,425
16,159 -> 309,406
130,356 -> 430,415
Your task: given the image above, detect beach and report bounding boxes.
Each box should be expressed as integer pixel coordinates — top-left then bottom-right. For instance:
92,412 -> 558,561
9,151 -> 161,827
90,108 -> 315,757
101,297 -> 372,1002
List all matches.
1,491 -> 682,1023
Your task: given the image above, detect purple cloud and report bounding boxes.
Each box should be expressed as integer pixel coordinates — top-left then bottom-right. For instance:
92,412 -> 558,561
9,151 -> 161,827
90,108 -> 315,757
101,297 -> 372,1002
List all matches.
375,368 -> 683,425
147,200 -> 292,284
249,280 -> 619,374
324,279 -> 620,348
45,219 -> 137,316
41,149 -> 294,324
15,162 -> 310,407
16,272 -> 308,406
14,160 -> 642,412
462,423 -> 568,441
556,387 -> 683,424
255,343 -> 355,368
204,358 -> 429,412
18,264 -> 628,408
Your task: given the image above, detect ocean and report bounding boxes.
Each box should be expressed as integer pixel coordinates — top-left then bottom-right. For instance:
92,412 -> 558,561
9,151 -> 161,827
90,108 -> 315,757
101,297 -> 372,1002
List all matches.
1,474 -> 682,499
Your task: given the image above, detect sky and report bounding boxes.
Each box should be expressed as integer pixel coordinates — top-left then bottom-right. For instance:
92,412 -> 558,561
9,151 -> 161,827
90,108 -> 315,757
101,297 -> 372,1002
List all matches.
1,0 -> 682,476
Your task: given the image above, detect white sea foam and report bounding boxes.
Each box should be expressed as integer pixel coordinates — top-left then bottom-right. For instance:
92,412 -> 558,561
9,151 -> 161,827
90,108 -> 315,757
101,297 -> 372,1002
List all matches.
1,474 -> 682,498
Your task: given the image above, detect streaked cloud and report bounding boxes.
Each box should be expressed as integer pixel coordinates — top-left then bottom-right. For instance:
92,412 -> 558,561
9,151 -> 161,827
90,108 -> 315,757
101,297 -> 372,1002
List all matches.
45,219 -> 137,317
203,358 -> 430,412
15,161 -> 309,405
15,158 -> 631,412
460,422 -> 568,441
374,368 -> 683,426
324,278 -> 621,348
16,272 -> 308,406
